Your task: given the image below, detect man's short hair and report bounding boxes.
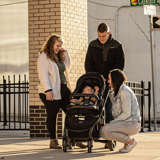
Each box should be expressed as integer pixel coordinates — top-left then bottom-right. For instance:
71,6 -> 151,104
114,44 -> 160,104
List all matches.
97,23 -> 109,33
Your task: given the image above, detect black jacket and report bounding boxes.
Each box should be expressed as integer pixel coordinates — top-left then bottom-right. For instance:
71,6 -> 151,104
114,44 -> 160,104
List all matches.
85,35 -> 125,79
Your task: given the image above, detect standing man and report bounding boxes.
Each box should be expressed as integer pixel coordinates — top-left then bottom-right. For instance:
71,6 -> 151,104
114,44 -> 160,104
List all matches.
85,23 -> 125,149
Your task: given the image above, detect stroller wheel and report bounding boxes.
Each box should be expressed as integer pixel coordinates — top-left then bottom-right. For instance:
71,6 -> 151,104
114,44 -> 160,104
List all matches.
88,139 -> 93,153
105,141 -> 115,151
63,138 -> 67,152
113,141 -> 116,148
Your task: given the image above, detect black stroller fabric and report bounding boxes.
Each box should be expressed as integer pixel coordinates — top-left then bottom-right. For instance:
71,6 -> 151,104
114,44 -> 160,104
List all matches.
65,108 -> 101,138
73,72 -> 105,96
64,72 -> 107,140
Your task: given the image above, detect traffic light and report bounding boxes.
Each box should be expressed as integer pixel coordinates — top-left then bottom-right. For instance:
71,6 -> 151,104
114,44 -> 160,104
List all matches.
153,16 -> 160,28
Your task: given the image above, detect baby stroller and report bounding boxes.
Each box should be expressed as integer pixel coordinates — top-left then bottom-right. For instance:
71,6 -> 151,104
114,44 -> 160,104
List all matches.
63,72 -> 110,153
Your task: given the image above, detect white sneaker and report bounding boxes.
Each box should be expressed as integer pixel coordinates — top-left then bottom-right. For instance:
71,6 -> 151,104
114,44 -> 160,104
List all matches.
119,144 -> 126,152
119,139 -> 137,153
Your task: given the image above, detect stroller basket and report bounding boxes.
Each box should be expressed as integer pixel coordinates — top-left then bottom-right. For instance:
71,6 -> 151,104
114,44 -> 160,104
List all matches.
66,108 -> 99,130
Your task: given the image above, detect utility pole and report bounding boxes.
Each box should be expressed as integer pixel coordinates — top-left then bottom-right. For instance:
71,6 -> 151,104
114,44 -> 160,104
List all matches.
149,15 -> 157,131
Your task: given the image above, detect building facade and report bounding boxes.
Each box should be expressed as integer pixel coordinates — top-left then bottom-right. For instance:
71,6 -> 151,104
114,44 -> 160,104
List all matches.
1,0 -> 159,137
28,0 -> 88,137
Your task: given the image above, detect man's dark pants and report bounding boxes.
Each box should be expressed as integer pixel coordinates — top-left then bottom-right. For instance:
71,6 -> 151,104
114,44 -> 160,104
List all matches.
103,82 -> 114,123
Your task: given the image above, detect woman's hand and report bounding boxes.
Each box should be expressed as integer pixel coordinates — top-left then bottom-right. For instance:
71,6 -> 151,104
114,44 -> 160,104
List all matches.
59,48 -> 66,52
46,91 -> 54,101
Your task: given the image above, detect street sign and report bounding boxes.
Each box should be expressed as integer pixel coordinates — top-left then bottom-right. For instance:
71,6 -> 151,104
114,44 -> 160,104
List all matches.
130,0 -> 139,6
130,0 -> 159,6
144,5 -> 156,16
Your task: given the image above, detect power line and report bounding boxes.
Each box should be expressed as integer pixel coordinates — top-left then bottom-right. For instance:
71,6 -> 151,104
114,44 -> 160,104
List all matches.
88,0 -> 119,8
88,14 -> 114,21
0,1 -> 27,7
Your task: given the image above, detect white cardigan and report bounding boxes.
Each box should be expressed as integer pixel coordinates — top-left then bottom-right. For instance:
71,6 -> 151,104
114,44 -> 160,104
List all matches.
37,52 -> 71,100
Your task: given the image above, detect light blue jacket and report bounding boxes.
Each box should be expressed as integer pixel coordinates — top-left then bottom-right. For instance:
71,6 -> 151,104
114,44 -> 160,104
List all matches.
109,83 -> 141,123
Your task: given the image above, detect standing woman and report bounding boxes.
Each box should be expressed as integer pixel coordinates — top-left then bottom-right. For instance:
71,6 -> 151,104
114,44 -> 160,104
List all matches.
100,69 -> 141,153
37,34 -> 71,149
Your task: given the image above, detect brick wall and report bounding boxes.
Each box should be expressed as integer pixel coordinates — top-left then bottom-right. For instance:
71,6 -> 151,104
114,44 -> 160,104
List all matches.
30,106 -> 48,137
61,0 -> 88,89
28,0 -> 88,137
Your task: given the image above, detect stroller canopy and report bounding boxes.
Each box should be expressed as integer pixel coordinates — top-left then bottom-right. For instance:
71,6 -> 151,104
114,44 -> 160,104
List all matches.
73,72 -> 105,95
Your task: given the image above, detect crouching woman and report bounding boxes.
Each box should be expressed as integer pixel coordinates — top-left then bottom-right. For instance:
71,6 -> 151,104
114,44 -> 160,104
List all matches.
100,69 -> 141,153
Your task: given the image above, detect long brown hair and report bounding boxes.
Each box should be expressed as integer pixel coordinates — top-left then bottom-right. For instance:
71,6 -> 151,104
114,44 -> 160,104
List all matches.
39,34 -> 62,62
109,69 -> 127,96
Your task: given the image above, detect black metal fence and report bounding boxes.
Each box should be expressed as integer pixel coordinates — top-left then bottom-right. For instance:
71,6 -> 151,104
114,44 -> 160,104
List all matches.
0,75 -> 29,130
0,75 -> 153,132
126,81 -> 152,132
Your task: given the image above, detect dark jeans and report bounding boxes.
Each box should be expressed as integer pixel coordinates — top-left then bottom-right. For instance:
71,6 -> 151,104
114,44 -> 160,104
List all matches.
103,82 -> 114,123
39,84 -> 71,139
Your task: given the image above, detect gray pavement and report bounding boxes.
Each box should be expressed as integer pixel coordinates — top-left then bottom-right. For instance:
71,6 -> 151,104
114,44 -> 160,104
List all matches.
0,132 -> 160,160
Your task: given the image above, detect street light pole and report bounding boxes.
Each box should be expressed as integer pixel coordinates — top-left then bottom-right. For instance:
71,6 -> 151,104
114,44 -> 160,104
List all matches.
149,15 -> 157,131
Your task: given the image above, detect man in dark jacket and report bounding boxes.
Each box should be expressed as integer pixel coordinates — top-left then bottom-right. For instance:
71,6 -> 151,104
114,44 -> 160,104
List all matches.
85,23 -> 124,80
85,23 -> 125,150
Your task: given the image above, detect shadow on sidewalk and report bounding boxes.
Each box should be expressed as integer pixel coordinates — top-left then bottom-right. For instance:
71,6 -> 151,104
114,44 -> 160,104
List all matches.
0,137 -> 47,145
1,147 -> 123,160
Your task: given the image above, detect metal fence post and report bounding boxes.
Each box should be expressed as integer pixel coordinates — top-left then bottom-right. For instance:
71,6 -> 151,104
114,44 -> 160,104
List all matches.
3,77 -> 7,126
18,75 -> 21,129
141,81 -> 145,132
148,81 -> 152,131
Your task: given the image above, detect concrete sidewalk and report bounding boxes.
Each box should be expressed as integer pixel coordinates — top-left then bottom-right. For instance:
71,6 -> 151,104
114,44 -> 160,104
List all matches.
0,132 -> 160,160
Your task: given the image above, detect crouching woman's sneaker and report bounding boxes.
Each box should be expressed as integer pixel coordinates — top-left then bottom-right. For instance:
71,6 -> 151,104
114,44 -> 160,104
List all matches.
119,139 -> 137,153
